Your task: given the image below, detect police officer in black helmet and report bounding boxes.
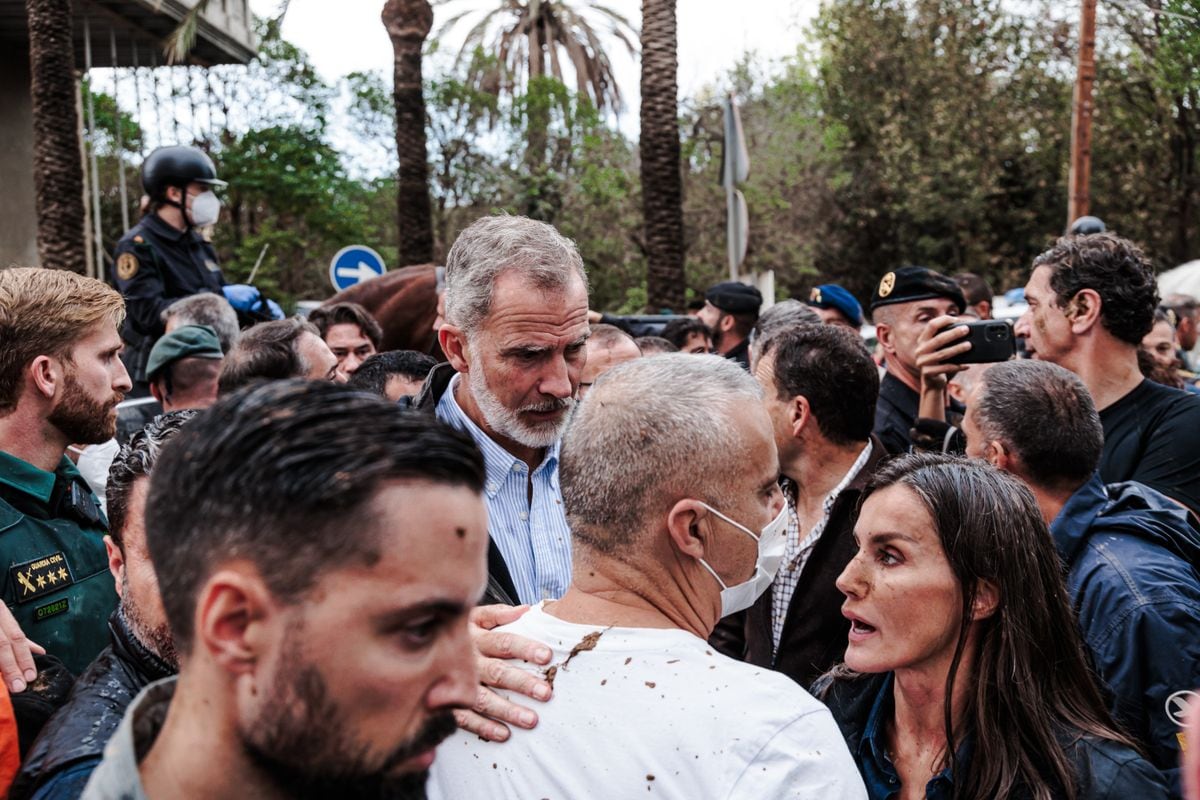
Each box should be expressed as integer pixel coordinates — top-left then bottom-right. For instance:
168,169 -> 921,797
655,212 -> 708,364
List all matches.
112,145 -> 228,391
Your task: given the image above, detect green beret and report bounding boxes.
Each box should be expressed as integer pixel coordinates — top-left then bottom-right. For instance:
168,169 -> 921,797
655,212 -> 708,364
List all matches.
146,325 -> 223,381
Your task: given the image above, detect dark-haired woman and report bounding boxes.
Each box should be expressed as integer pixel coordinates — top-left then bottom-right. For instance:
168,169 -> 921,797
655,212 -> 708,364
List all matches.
815,453 -> 1168,799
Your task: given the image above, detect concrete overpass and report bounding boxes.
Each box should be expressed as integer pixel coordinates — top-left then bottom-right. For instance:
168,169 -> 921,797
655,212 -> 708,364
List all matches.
0,0 -> 256,270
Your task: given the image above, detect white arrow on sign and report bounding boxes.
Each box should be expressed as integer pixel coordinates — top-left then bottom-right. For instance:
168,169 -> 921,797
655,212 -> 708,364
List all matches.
336,262 -> 381,284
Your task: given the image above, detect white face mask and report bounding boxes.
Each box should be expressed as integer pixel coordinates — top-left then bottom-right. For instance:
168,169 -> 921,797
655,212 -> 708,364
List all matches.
188,190 -> 221,227
697,501 -> 788,617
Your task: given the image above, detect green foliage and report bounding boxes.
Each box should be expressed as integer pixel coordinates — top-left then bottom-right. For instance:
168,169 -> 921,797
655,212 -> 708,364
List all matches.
99,1 -> 1200,313
82,78 -> 143,156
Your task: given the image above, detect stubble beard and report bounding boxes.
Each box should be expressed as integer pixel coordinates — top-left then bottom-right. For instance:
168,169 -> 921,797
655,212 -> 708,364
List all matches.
466,346 -> 573,449
47,369 -> 120,445
239,628 -> 457,800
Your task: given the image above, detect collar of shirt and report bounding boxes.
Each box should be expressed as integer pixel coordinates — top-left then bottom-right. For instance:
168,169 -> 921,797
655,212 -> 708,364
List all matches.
436,373 -> 561,498
859,672 -> 970,800
823,441 -> 874,518
879,371 -> 919,419
85,675 -> 177,800
781,440 -> 874,564
880,371 -> 965,419
0,451 -> 79,505
1048,471 -> 1109,567
142,212 -> 189,243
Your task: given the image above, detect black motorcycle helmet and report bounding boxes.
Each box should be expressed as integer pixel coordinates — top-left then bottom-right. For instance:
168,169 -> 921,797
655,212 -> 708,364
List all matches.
1069,215 -> 1107,236
141,145 -> 227,202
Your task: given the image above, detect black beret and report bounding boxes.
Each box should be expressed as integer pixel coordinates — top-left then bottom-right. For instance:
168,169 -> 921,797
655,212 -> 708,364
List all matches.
869,267 -> 965,313
705,281 -> 763,315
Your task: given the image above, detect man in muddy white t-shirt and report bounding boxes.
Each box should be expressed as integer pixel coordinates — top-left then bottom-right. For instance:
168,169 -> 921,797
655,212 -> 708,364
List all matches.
427,355 -> 865,800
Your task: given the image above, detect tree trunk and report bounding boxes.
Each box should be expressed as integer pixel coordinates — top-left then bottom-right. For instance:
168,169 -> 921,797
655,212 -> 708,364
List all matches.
640,0 -> 686,312
382,0 -> 434,266
26,0 -> 88,273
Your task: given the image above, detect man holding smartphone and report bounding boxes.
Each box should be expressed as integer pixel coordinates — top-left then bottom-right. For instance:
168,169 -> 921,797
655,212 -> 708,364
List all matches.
869,267 -> 969,454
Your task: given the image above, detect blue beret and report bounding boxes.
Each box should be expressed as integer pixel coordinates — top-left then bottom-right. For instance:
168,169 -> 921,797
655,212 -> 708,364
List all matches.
806,284 -> 863,327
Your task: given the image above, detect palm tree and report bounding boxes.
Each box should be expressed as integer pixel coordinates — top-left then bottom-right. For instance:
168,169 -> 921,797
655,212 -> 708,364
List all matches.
436,1 -> 636,176
382,0 -> 436,265
25,0 -> 88,273
639,0 -> 684,311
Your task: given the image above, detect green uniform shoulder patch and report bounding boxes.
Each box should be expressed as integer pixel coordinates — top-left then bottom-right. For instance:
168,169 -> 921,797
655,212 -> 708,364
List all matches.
10,552 -> 74,604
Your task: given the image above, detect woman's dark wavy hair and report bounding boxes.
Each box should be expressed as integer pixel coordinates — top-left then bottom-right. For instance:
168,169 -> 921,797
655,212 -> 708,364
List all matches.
853,453 -> 1138,800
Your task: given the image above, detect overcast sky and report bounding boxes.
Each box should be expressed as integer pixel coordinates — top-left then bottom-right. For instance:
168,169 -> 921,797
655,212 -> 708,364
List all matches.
253,0 -> 822,137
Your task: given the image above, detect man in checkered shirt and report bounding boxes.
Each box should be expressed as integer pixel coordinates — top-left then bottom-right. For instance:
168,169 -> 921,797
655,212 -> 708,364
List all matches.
712,323 -> 887,688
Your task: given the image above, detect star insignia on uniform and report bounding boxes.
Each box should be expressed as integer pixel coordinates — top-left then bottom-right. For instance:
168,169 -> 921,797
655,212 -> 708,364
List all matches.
46,571 -> 57,585
35,575 -> 45,589
57,568 -> 68,581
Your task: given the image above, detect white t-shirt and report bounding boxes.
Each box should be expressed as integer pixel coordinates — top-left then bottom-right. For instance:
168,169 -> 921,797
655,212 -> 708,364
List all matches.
427,605 -> 866,800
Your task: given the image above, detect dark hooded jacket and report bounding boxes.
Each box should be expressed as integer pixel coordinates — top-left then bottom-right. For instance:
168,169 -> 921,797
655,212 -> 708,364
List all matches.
1050,474 -> 1200,797
10,609 -> 175,800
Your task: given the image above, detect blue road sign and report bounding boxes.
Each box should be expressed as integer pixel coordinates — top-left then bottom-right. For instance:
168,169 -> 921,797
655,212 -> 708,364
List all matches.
329,245 -> 387,291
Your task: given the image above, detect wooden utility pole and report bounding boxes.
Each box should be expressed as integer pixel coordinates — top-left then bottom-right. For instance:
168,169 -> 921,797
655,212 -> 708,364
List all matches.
1068,0 -> 1097,227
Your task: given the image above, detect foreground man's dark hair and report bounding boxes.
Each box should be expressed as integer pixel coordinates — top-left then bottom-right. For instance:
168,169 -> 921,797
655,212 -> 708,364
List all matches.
145,380 -> 484,652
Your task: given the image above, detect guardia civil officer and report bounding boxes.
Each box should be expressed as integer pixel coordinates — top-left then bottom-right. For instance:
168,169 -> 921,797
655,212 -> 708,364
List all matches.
0,269 -> 128,677
112,146 -> 227,388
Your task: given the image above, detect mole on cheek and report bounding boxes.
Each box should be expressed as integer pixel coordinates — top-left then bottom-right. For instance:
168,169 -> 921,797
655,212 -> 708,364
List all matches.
455,527 -> 466,540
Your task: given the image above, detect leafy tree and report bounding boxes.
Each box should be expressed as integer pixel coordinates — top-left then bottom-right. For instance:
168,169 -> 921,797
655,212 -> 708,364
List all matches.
434,0 -> 637,217
1090,0 -> 1199,268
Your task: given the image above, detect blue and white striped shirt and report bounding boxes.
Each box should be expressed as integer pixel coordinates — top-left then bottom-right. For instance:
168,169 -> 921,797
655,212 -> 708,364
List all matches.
435,374 -> 572,605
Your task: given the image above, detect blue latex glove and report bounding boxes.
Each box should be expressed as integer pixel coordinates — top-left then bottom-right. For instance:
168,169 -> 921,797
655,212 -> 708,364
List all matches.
222,283 -> 261,311
223,285 -> 284,320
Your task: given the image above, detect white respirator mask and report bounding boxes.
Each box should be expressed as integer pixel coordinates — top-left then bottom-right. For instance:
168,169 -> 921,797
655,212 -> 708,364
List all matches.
697,501 -> 788,617
187,190 -> 221,227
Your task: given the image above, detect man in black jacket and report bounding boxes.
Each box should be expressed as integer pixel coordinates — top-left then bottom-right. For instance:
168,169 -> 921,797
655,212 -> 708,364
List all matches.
712,324 -> 885,688
11,412 -> 195,800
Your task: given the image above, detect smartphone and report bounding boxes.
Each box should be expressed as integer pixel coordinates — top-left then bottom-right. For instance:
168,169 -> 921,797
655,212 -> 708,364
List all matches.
944,319 -> 1016,365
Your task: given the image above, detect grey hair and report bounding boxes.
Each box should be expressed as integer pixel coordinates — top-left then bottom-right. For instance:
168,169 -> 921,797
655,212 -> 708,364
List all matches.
749,299 -> 821,367
161,293 -> 241,354
560,354 -> 764,555
444,215 -> 589,335
973,360 -> 1103,490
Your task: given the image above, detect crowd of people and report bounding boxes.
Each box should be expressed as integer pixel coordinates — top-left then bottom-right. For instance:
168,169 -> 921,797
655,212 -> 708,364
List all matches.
0,144 -> 1199,799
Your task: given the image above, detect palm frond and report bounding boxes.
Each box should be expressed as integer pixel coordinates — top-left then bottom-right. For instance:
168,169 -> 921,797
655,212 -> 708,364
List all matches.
163,0 -> 213,64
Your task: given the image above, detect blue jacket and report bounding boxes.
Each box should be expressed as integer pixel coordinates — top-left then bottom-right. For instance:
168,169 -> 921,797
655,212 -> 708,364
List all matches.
1051,474 -> 1200,797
